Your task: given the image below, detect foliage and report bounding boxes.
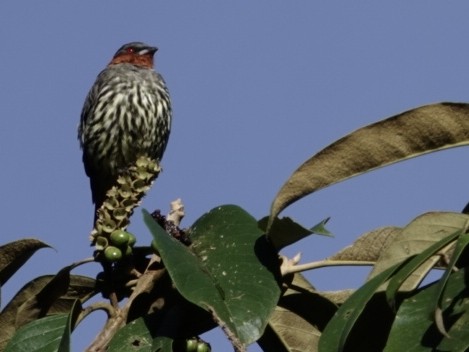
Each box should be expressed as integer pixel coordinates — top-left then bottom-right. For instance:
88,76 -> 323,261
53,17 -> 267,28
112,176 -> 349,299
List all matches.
2,102 -> 469,351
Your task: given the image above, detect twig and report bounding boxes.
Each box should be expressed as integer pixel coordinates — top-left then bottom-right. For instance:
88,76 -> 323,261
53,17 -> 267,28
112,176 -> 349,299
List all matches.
85,255 -> 166,351
85,200 -> 183,351
167,198 -> 184,225
281,254 -> 374,276
70,257 -> 96,268
77,302 -> 117,326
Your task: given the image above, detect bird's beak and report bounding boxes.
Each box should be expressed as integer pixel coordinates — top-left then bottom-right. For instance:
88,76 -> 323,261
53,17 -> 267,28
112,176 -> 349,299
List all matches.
139,46 -> 158,55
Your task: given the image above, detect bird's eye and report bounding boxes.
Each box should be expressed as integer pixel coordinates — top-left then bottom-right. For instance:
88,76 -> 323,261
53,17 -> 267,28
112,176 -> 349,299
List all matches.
126,47 -> 135,54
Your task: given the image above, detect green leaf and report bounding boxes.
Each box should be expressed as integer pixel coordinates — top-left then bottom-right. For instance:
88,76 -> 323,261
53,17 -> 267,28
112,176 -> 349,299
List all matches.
369,212 -> 469,286
269,102 -> 469,225
16,265 -> 73,327
108,317 -> 153,352
5,315 -> 68,352
432,231 -> 469,335
5,300 -> 81,352
144,205 -> 281,347
319,263 -> 403,352
258,273 -> 337,352
385,229 -> 461,307
310,218 -> 333,237
0,239 -> 50,286
0,274 -> 96,350
152,337 -> 173,352
109,302 -> 213,351
384,268 -> 469,352
58,300 -> 81,352
259,216 -> 332,250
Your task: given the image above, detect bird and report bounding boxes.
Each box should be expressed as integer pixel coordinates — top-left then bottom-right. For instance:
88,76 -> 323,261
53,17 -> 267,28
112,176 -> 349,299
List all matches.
78,42 -> 172,223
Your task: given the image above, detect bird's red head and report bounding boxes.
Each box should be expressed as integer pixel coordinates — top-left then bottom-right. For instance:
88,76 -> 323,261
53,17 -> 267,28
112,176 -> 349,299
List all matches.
109,42 -> 158,69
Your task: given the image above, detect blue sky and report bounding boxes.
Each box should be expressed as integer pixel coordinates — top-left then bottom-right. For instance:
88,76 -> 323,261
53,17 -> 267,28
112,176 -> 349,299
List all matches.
2,2 -> 469,350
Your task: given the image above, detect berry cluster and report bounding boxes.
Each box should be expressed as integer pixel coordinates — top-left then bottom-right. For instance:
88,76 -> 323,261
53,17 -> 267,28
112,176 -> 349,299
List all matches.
91,155 -> 160,261
185,338 -> 211,352
97,229 -> 136,262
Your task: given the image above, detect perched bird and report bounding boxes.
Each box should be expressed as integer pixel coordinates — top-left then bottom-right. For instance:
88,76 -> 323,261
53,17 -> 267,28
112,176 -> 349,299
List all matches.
78,42 -> 172,222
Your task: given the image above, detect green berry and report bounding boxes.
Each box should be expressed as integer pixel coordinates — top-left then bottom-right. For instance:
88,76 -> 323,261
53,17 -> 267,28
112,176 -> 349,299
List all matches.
197,342 -> 210,352
110,230 -> 130,247
104,246 -> 122,262
186,339 -> 198,352
127,232 -> 137,246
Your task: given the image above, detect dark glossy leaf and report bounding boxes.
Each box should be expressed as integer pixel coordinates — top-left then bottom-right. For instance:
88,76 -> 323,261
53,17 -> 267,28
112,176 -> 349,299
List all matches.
384,268 -> 469,351
144,205 -> 281,347
5,300 -> 81,352
152,337 -> 173,352
108,317 -> 153,352
110,298 -> 214,351
0,239 -> 50,286
5,315 -> 68,352
58,300 -> 81,352
433,232 -> 469,335
319,263 -> 402,352
0,275 -> 96,350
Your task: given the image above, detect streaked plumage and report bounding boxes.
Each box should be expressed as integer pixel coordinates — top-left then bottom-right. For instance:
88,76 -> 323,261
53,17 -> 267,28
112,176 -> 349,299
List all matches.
78,42 -> 172,221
